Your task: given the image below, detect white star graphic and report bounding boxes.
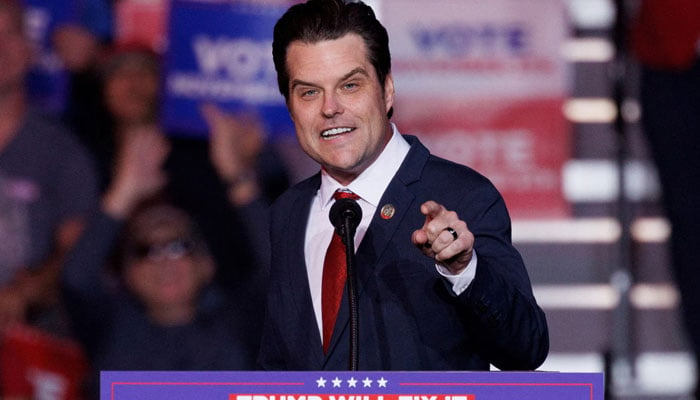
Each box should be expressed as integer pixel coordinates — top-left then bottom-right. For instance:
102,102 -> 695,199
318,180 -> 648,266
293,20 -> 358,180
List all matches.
362,377 -> 373,387
316,377 -> 327,388
347,377 -> 358,387
377,377 -> 388,387
332,377 -> 343,387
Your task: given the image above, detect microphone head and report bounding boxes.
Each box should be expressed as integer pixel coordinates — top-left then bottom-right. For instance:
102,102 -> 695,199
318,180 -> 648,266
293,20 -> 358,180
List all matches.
329,198 -> 362,236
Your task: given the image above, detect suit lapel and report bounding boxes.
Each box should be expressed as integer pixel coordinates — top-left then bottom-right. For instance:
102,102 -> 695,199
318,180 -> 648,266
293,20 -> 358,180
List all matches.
326,136 -> 430,360
282,175 -> 326,366
358,135 -> 429,290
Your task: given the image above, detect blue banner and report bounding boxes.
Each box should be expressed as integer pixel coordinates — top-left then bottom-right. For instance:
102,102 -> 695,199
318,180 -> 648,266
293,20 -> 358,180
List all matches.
23,0 -> 69,114
22,0 -> 113,114
161,0 -> 293,138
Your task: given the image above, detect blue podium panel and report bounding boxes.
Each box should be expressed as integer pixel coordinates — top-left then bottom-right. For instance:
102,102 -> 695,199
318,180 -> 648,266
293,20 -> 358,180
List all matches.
101,371 -> 604,400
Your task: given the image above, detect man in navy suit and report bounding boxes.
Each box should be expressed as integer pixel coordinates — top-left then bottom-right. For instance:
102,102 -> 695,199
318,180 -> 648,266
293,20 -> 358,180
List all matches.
258,0 -> 549,371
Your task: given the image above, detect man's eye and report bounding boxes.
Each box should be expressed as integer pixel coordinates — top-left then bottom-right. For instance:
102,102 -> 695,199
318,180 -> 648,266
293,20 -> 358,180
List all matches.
301,88 -> 318,97
343,82 -> 358,90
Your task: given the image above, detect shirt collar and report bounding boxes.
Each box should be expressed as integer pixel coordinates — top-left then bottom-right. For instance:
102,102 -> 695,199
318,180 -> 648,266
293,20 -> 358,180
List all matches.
319,123 -> 410,210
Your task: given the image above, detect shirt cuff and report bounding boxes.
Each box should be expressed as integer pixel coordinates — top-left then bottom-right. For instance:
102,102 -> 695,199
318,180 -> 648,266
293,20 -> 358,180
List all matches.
435,250 -> 478,295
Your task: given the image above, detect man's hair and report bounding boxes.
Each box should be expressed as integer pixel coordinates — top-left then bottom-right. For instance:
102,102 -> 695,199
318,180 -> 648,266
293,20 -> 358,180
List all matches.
272,0 -> 391,103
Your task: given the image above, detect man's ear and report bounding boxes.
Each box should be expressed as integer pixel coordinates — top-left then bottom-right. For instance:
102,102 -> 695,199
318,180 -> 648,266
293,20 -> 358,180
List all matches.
383,73 -> 395,112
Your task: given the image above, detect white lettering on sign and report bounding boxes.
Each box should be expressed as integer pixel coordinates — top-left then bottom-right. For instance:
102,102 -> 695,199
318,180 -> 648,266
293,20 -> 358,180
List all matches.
192,35 -> 275,82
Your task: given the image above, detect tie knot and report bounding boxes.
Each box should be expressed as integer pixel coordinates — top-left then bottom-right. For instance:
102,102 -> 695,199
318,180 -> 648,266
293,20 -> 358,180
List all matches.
334,189 -> 360,201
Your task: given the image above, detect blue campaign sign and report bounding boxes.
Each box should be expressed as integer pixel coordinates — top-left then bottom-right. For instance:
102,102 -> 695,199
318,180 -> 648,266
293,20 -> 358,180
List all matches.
161,0 -> 293,138
23,0 -> 70,114
102,371 -> 604,400
22,0 -> 113,114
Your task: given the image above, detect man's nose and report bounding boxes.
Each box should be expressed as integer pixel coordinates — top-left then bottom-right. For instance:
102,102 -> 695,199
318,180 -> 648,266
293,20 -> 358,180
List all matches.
322,92 -> 343,118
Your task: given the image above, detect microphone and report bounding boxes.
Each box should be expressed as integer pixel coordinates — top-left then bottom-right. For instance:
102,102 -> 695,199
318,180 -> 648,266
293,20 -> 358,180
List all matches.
328,197 -> 362,371
329,198 -> 362,238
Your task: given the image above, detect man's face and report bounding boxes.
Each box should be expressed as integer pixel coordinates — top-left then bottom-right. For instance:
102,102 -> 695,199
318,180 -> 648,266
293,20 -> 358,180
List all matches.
285,33 -> 394,185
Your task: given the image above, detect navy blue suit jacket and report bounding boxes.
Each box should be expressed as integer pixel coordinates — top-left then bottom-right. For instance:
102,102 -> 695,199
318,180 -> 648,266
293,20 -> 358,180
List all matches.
258,135 -> 548,371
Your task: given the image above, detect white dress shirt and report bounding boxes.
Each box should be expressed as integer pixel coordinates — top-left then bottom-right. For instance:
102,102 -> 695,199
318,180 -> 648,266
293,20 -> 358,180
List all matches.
304,124 -> 477,337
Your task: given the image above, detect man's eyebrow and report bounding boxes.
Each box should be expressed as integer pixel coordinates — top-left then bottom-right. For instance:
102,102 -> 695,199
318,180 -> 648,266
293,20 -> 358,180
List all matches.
290,67 -> 370,91
290,78 -> 317,91
341,67 -> 369,81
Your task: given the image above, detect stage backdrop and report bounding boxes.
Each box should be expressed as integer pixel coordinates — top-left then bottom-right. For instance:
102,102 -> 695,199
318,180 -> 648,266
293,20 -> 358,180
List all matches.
382,0 -> 571,218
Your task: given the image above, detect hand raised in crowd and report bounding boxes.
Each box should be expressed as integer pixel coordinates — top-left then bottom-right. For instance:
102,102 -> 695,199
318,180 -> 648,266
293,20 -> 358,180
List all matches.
102,125 -> 171,218
201,103 -> 264,205
411,200 -> 475,274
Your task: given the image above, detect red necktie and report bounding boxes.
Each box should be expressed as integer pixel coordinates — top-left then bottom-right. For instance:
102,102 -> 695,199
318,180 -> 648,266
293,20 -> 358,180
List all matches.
322,189 -> 360,353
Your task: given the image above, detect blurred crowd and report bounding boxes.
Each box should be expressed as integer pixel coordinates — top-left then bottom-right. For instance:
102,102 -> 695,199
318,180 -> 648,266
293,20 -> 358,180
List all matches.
0,0 -> 290,398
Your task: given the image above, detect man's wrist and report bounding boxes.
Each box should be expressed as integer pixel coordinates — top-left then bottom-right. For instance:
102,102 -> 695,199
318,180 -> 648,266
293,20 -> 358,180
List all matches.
437,250 -> 478,295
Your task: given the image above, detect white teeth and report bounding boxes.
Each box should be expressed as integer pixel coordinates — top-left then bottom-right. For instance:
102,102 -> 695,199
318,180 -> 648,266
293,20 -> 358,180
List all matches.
321,127 -> 352,137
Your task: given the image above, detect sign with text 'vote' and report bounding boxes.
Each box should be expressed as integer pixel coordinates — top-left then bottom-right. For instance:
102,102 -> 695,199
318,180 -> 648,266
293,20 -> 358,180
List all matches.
161,0 -> 294,137
384,0 -> 572,218
102,371 -> 603,400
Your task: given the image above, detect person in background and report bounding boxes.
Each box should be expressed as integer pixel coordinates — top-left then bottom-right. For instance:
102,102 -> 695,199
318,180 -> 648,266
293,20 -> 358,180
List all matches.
258,0 -> 548,370
630,1 -> 700,398
0,0 -> 98,336
51,0 -> 114,142
90,43 -> 288,289
61,126 -> 260,399
84,43 -> 162,191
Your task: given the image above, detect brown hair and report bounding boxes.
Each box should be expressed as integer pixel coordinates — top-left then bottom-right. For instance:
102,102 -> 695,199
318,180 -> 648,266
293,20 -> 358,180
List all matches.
272,0 -> 392,117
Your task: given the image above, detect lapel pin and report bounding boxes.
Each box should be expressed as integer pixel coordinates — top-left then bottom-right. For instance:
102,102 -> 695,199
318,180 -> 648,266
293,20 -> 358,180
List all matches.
380,204 -> 395,220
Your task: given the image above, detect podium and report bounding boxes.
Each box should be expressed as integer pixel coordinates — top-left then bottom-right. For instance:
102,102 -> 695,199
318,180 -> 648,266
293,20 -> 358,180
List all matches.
101,371 -> 603,400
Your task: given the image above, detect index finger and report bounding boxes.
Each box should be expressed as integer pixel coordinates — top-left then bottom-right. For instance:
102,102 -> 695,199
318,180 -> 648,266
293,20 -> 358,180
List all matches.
420,200 -> 444,219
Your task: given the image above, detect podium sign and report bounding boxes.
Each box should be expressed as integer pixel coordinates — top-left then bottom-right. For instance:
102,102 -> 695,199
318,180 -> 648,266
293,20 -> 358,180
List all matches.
101,371 -> 603,400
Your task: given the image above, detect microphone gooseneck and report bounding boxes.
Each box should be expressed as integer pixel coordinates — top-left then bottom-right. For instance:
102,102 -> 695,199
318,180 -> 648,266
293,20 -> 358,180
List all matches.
328,197 -> 362,371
